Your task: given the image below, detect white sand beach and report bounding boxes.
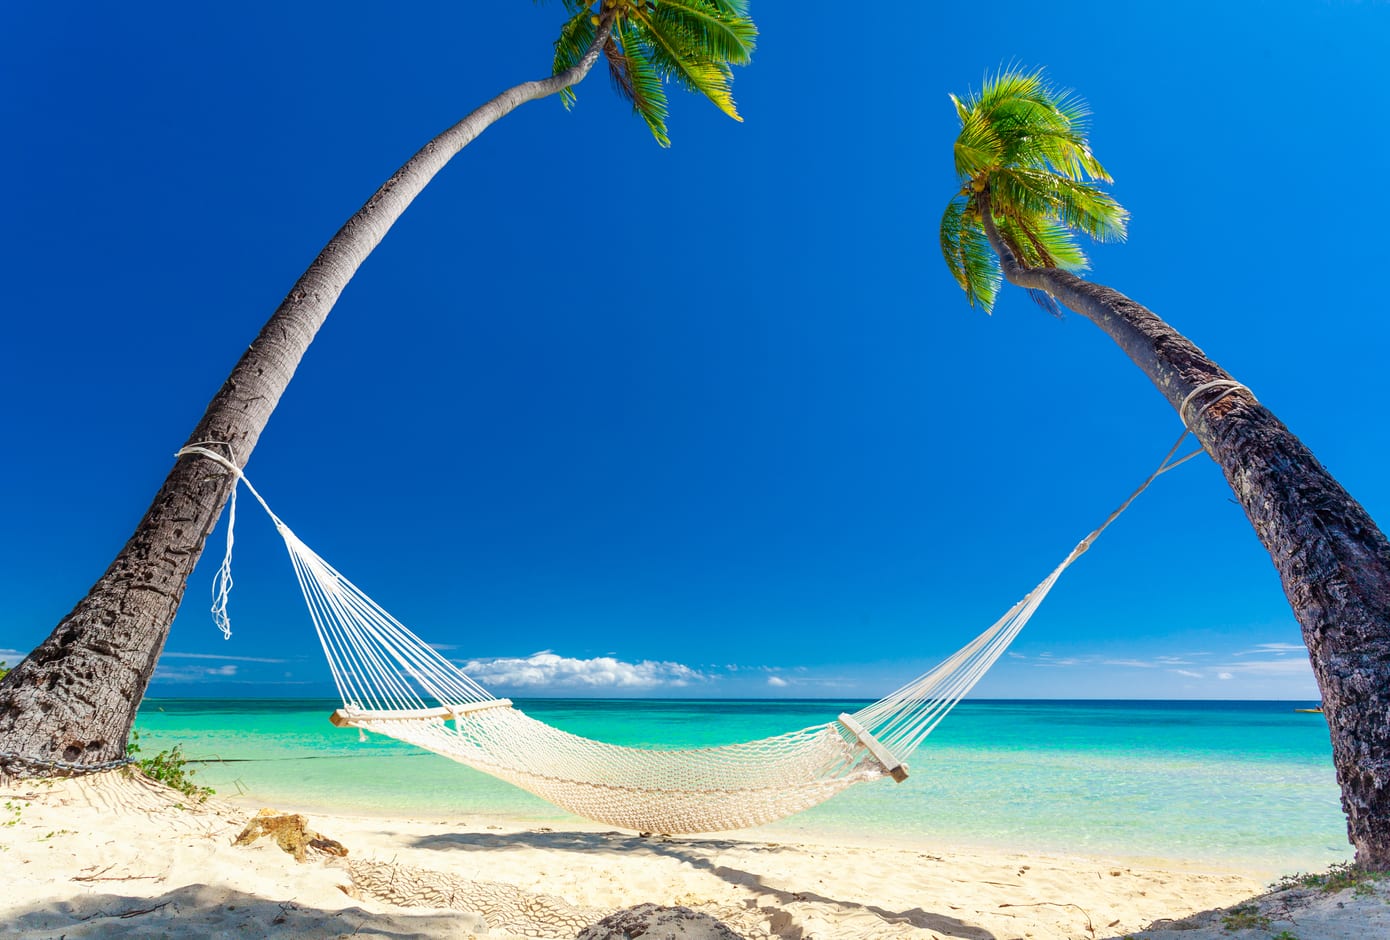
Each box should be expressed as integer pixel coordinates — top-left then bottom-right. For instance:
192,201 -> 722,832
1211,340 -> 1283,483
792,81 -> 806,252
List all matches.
2,770 -> 1384,939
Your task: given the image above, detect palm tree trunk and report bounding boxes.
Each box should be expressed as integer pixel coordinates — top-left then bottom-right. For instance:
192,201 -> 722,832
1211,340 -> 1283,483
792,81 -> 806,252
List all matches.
981,197 -> 1390,868
0,20 -> 613,778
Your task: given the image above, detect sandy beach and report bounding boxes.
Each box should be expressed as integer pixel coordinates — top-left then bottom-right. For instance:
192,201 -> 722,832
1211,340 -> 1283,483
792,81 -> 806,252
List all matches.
2,770 -> 1383,939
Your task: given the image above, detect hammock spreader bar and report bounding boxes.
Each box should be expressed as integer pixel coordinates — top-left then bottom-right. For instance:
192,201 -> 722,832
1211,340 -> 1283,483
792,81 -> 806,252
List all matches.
329,699 -> 514,728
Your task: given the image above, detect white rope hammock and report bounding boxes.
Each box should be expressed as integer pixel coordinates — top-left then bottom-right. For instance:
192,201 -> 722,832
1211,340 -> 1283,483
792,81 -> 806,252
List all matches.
177,408 -> 1215,833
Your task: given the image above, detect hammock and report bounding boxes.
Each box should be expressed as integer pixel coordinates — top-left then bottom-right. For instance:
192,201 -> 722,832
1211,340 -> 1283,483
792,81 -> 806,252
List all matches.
178,434 -> 1197,834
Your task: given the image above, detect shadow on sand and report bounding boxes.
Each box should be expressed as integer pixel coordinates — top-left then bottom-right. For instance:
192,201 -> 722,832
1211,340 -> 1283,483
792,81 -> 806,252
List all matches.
408,827 -> 996,940
0,883 -> 477,939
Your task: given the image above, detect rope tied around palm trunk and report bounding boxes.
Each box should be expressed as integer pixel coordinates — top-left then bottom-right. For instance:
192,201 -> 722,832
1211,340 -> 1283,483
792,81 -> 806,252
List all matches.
1180,380 -> 1255,429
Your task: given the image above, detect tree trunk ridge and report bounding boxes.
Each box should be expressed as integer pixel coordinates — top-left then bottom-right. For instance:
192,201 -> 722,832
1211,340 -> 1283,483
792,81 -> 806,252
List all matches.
0,21 -> 614,777
982,195 -> 1390,867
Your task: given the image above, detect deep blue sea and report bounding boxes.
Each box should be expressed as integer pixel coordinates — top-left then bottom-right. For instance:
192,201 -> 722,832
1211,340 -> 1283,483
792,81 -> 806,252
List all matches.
132,697 -> 1349,872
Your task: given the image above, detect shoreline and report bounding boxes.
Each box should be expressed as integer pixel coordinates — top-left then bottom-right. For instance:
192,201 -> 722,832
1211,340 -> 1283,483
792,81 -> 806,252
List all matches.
4,768 -> 1353,940
218,788 -> 1290,883
135,695 -> 1351,880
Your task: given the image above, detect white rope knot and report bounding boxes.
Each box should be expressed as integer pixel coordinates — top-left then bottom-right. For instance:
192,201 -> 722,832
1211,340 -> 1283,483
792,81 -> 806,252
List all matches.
1179,379 -> 1255,429
176,443 -> 242,640
175,443 -> 242,477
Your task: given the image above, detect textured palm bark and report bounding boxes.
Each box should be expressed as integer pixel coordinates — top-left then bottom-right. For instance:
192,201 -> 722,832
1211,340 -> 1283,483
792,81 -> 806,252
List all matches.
981,198 -> 1390,868
0,22 -> 613,777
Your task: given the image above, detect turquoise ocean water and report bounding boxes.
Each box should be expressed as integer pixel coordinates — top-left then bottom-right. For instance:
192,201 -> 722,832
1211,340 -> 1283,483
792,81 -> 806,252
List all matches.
133,698 -> 1349,873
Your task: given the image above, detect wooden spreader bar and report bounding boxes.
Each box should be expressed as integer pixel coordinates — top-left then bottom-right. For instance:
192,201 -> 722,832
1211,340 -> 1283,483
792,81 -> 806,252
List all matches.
330,699 -> 514,728
837,713 -> 909,782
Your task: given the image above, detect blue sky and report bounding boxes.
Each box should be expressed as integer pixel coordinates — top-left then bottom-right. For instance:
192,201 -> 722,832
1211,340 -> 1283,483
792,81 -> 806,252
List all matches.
2,2 -> 1386,700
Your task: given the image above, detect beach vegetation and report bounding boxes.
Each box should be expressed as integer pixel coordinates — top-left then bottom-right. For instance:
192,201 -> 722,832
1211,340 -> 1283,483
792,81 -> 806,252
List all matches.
940,65 -> 1390,869
1218,903 -> 1271,931
1274,862 -> 1388,897
0,662 -> 8,681
3,799 -> 22,827
0,3 -> 756,782
125,730 -> 214,803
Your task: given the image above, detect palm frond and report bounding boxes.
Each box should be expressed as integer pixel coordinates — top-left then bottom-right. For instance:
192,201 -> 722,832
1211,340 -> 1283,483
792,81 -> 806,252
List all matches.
614,21 -> 672,147
972,68 -> 1047,113
995,211 -> 1088,272
993,205 -> 1068,315
1025,216 -> 1091,271
953,107 -> 1004,180
993,168 -> 1128,243
942,65 -> 1129,314
1047,174 -> 1127,241
552,7 -> 597,109
957,68 -> 1111,184
631,5 -> 743,122
603,34 -> 637,106
995,211 -> 1049,269
652,0 -> 757,66
949,92 -> 971,125
988,168 -> 1061,226
551,1 -> 755,144
940,195 -> 1000,312
1025,287 -> 1065,317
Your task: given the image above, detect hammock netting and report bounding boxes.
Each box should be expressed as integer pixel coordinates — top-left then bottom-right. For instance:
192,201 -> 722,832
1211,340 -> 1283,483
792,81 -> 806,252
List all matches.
182,432 -> 1196,834
280,519 -> 1046,832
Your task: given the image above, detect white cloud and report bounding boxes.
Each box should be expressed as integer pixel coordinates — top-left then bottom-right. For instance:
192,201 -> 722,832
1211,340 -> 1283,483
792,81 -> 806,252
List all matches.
458,651 -> 709,690
1009,643 -> 1314,686
1235,642 -> 1306,657
767,676 -> 788,688
1164,658 -> 1311,683
162,651 -> 287,664
153,662 -> 242,683
1033,653 -> 1082,667
1215,657 -> 1314,678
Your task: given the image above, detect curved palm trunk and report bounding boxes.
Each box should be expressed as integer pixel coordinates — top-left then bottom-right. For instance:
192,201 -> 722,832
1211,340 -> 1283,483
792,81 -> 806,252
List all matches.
981,199 -> 1390,868
0,23 -> 612,778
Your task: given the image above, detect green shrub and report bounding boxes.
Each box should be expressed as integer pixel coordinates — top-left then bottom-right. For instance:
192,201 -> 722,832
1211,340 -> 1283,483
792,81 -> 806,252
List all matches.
1273,862 -> 1388,895
126,730 -> 214,803
1219,903 -> 1270,931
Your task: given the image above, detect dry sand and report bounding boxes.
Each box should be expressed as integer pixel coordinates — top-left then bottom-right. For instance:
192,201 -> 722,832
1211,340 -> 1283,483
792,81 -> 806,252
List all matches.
1,770 -> 1383,939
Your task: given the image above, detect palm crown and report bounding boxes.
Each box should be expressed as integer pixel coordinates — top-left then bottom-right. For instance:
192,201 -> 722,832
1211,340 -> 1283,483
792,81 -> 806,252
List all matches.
552,0 -> 758,147
940,68 -> 1129,313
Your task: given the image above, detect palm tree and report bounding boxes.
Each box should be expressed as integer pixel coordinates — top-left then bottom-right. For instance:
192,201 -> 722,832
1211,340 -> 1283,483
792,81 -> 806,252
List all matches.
940,67 -> 1390,869
0,1 -> 756,778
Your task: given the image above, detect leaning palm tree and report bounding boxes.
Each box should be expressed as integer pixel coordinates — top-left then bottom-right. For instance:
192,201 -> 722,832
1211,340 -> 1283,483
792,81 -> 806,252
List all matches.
0,1 -> 756,777
940,67 -> 1390,868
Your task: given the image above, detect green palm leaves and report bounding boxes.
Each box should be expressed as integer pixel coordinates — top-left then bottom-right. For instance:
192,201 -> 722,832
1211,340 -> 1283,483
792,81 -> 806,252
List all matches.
941,68 -> 1129,312
552,0 -> 757,146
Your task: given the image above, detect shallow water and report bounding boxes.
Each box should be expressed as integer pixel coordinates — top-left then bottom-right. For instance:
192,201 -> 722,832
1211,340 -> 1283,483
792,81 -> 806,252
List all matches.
132,697 -> 1349,871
